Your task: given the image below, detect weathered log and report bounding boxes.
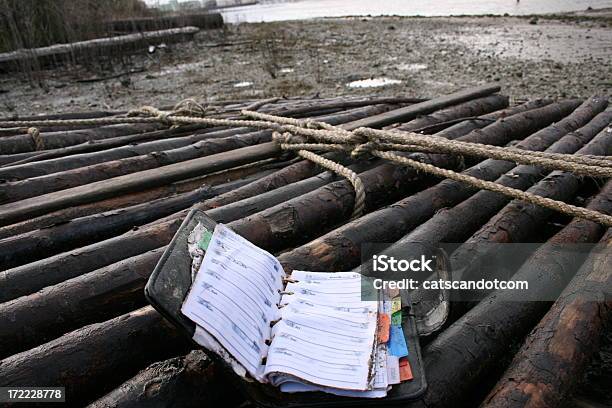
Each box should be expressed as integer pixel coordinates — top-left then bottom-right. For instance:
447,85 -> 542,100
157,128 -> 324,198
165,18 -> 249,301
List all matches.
279,98 -> 608,272
0,176 -> 261,268
0,141 -> 282,226
395,94 -> 509,132
481,228 -> 612,408
0,307 -> 191,407
0,249 -> 162,358
0,26 -> 200,72
0,126 -> 252,180
0,125 -> 231,166
0,158 -> 283,239
87,351 -> 241,408
0,104 -> 392,186
431,99 -> 552,140
269,97 -> 427,117
344,84 -> 501,129
0,109 -> 123,122
106,13 -> 224,32
0,122 -> 168,155
0,131 -> 274,203
405,181 -> 612,408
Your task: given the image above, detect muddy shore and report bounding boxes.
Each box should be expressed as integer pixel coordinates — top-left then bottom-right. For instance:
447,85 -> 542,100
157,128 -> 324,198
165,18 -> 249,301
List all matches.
0,13 -> 611,116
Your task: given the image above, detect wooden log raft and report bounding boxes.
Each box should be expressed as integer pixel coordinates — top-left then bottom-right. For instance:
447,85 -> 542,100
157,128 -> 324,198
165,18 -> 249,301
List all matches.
0,27 -> 200,72
230,100 -> 584,253
87,351 -> 240,408
278,98 -> 599,271
0,101 -> 564,349
404,180 -> 612,408
481,227 -> 612,408
0,99 -> 577,302
0,307 -> 191,407
452,124 -> 612,285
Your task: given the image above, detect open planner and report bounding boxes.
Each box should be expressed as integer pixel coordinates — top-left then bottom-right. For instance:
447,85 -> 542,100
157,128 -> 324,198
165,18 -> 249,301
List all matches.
180,223 -> 413,398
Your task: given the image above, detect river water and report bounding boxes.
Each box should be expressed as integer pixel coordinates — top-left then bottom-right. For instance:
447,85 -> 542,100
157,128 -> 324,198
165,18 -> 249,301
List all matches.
220,0 -> 612,23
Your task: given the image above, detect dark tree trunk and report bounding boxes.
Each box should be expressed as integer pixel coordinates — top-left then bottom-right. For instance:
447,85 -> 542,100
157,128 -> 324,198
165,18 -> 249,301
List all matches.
0,306 -> 191,407
87,351 -> 242,408
482,229 -> 612,408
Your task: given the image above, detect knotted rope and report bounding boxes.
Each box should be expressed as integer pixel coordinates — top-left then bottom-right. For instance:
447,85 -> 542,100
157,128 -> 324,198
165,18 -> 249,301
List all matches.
1,101 -> 611,226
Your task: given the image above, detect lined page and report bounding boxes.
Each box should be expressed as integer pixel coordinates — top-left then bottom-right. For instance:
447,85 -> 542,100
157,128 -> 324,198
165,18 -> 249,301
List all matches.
265,271 -> 378,391
182,224 -> 284,381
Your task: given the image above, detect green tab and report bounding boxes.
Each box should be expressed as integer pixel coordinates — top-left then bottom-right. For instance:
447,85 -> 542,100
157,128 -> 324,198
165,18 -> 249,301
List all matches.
198,230 -> 213,250
391,310 -> 402,326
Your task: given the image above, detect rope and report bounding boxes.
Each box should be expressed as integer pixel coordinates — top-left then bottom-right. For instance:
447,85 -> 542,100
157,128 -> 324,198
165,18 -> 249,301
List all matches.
1,101 -> 611,226
28,127 -> 44,151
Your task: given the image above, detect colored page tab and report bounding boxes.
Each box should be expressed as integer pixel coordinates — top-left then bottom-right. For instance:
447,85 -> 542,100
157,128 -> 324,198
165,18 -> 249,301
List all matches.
388,325 -> 409,357
377,313 -> 391,343
399,357 -> 414,381
391,296 -> 402,314
386,354 -> 401,385
391,310 -> 402,326
198,229 -> 213,250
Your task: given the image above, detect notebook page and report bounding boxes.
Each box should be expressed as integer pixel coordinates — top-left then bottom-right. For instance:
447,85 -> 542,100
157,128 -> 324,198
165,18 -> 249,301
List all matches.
182,224 -> 284,381
265,271 -> 378,391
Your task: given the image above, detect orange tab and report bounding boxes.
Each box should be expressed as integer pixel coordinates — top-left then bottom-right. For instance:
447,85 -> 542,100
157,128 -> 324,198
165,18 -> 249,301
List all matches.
399,357 -> 414,381
377,313 -> 391,343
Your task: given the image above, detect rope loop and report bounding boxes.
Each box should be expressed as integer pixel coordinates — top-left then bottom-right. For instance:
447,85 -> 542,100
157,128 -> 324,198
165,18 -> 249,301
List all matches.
28,127 -> 44,151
